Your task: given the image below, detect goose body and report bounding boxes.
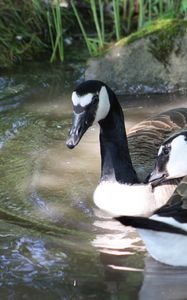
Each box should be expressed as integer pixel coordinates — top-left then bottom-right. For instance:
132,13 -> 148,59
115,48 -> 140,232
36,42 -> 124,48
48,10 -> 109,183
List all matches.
66,80 -> 187,217
116,213 -> 187,266
116,131 -> 187,266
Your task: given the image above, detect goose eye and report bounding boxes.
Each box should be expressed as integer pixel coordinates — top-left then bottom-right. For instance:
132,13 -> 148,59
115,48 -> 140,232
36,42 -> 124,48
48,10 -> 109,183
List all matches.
92,95 -> 99,104
162,147 -> 170,155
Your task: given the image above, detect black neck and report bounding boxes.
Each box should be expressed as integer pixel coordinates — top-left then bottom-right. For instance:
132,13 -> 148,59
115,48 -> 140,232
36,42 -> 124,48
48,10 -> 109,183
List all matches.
99,91 -> 138,184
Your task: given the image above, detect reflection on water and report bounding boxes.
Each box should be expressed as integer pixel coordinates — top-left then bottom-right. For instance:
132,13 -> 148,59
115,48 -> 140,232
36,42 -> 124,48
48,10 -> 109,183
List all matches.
140,257 -> 187,300
1,62 -> 187,299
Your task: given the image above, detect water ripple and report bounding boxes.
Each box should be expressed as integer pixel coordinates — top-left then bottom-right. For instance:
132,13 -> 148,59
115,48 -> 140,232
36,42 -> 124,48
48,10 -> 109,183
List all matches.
0,119 -> 27,149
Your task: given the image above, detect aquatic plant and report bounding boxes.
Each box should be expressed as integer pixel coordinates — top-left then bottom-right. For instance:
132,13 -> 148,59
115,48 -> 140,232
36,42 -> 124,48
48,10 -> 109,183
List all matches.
70,0 -> 93,55
46,0 -> 64,62
0,0 -> 187,67
113,0 -> 121,40
0,0 -> 48,67
71,0 -> 107,56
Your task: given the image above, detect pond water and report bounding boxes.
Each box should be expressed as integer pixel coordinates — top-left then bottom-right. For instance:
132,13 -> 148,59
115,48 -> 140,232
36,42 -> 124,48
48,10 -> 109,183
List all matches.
1,62 -> 187,300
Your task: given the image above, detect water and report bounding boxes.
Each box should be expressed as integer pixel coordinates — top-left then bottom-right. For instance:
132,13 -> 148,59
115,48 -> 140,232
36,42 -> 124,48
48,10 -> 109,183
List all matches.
1,62 -> 187,299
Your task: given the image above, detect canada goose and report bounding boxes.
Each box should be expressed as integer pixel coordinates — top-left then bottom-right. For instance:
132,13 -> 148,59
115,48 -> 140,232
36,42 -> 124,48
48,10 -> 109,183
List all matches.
66,80 -> 187,217
115,131 -> 187,266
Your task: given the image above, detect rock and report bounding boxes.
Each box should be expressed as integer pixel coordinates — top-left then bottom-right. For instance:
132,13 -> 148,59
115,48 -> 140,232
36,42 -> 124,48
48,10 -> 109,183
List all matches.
85,20 -> 187,94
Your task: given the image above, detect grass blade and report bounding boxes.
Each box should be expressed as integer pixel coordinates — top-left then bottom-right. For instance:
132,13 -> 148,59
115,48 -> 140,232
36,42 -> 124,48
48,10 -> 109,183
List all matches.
90,0 -> 104,48
71,0 -> 92,55
113,0 -> 121,40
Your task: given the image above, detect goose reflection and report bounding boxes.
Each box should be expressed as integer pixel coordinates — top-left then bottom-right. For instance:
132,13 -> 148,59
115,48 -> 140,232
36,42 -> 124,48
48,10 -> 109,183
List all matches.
92,214 -> 187,300
92,208 -> 144,255
140,256 -> 187,300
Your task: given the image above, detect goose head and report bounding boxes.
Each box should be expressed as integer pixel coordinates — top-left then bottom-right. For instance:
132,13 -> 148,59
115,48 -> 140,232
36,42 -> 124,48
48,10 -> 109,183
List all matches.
66,80 -> 113,149
149,131 -> 187,184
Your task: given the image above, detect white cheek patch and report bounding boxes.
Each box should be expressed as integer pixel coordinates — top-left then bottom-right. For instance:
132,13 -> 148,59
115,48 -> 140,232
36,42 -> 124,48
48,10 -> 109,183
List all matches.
158,145 -> 163,156
167,135 -> 187,178
72,91 -> 93,107
94,86 -> 110,123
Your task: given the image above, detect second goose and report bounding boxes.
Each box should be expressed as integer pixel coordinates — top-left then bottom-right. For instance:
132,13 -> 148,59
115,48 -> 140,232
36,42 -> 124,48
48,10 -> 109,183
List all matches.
115,130 -> 187,266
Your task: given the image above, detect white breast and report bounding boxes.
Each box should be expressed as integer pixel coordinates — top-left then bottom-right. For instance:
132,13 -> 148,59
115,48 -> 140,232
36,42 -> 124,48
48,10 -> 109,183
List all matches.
93,182 -> 156,217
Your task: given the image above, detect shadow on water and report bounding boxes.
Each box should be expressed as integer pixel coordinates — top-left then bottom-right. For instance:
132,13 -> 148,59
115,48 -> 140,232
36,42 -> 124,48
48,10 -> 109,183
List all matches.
1,61 -> 187,299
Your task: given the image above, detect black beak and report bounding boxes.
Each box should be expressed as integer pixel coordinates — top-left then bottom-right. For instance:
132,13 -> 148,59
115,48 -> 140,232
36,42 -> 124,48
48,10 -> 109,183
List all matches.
148,169 -> 168,186
66,112 -> 89,149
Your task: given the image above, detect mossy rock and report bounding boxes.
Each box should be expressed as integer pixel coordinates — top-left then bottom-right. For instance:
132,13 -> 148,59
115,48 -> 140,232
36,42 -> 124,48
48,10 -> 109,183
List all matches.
85,19 -> 187,94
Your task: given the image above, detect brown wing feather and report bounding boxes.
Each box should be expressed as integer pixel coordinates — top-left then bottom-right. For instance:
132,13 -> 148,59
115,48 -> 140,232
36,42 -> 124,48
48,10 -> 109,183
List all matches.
165,176 -> 187,208
151,176 -> 187,223
127,107 -> 187,180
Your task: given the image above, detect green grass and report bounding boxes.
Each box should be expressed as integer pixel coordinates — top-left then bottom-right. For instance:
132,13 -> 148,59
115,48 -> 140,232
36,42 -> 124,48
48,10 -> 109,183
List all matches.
46,1 -> 64,62
115,18 -> 187,46
0,0 -> 187,67
70,0 -> 93,55
113,0 -> 121,40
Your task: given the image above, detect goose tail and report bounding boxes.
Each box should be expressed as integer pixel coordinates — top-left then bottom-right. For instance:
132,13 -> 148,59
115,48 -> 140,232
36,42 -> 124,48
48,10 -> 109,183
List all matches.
115,216 -> 187,236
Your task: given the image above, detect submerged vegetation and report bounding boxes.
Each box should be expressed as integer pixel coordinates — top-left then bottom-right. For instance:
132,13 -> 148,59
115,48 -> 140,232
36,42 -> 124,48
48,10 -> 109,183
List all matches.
1,0 -> 187,67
